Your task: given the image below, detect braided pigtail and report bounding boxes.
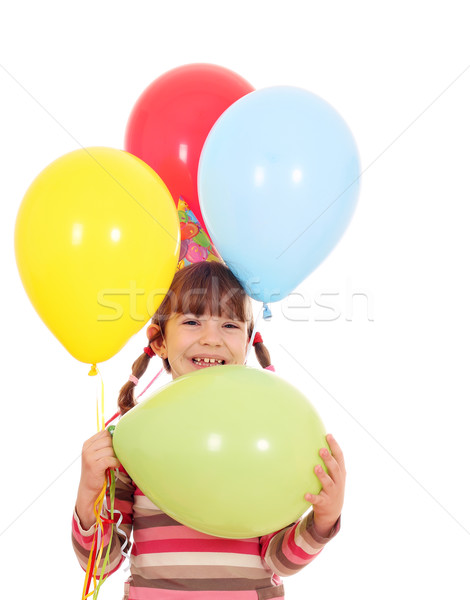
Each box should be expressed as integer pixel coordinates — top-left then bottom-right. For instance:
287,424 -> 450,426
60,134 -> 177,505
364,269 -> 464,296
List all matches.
251,331 -> 274,371
117,349 -> 154,416
254,340 -> 272,369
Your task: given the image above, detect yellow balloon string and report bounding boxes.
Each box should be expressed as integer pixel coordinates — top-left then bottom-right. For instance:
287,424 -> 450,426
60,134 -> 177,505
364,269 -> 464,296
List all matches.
90,481 -> 107,596
94,366 -> 105,432
81,365 -> 110,600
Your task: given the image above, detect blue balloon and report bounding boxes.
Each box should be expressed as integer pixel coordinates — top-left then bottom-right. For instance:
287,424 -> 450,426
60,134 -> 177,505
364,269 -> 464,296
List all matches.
198,86 -> 360,304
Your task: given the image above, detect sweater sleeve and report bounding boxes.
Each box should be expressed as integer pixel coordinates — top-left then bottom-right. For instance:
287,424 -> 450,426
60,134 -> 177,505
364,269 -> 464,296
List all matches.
71,466 -> 135,577
260,510 -> 341,577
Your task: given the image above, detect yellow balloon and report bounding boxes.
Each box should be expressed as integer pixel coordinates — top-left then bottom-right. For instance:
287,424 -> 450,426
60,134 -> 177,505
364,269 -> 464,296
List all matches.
15,147 -> 180,364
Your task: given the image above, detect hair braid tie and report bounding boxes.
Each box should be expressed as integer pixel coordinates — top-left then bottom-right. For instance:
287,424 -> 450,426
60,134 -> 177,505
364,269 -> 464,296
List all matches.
253,332 -> 263,345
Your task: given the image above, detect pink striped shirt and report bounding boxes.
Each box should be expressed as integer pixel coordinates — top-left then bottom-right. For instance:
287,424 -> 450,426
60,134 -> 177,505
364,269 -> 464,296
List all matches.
72,466 -> 340,599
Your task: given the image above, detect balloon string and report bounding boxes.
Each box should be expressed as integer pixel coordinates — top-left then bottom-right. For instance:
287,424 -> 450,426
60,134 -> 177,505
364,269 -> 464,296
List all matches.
109,466 -> 131,565
105,412 -> 120,428
136,367 -> 164,400
91,482 -> 107,592
81,530 -> 97,599
82,366 -> 114,600
83,364 -> 165,598
82,480 -> 106,599
82,364 -> 165,598
95,367 -> 105,431
114,506 -> 131,565
84,470 -> 116,599
104,366 -> 165,427
92,471 -> 116,599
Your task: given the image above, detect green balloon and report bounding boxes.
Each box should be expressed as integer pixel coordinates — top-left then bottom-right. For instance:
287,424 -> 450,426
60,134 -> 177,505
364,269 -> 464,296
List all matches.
191,229 -> 211,248
113,365 -> 327,538
178,210 -> 189,223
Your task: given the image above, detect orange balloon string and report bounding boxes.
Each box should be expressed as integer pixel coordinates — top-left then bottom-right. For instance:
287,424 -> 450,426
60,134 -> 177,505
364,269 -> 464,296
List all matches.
82,477 -> 107,599
91,482 -> 107,594
81,533 -> 97,599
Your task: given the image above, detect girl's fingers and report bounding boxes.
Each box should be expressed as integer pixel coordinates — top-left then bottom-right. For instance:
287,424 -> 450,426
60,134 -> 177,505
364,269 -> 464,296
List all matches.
83,431 -> 113,452
326,434 -> 346,470
305,492 -> 327,506
90,446 -> 118,462
90,430 -> 113,447
82,440 -> 118,477
97,456 -> 121,471
314,464 -> 334,489
305,493 -> 319,504
319,448 -> 341,481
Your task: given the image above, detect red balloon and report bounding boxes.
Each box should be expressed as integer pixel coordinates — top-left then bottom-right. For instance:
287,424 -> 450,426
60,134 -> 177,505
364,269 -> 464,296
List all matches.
180,221 -> 198,241
125,64 -> 254,233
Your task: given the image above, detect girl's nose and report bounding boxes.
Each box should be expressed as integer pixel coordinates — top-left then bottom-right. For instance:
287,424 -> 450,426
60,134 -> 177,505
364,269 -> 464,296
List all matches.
200,319 -> 223,345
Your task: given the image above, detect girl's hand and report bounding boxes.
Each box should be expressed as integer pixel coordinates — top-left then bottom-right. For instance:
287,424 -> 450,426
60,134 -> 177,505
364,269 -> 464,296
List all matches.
75,430 -> 121,529
305,433 -> 346,538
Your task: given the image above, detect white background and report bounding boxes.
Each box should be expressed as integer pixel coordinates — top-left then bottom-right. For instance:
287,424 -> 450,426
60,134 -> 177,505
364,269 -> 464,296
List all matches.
1,1 -> 469,597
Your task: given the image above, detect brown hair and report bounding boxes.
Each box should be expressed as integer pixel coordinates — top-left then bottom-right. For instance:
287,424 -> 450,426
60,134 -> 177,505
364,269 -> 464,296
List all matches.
118,261 -> 271,415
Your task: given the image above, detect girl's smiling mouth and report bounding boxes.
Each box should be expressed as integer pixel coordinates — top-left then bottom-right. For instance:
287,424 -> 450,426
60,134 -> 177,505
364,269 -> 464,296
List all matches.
192,357 -> 226,367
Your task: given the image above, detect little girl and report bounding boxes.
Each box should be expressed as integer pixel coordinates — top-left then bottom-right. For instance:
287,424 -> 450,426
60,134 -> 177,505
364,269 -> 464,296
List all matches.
73,261 -> 346,599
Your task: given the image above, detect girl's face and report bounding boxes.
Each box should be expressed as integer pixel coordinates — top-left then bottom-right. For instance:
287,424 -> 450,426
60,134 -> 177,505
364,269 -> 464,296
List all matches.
149,309 -> 250,380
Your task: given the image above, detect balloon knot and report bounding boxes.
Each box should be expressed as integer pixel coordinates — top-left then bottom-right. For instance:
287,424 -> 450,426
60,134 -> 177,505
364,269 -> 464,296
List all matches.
88,364 -> 98,376
262,303 -> 272,320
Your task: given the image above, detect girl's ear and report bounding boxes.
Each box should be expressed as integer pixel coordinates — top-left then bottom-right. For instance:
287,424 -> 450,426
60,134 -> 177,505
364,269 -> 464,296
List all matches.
147,324 -> 167,357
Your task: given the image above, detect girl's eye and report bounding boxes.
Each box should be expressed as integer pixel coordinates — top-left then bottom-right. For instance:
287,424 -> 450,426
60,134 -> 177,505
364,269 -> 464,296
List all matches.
224,323 -> 239,329
183,320 -> 199,326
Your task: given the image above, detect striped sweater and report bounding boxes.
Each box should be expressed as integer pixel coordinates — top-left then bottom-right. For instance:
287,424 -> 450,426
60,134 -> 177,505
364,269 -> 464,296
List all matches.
72,466 -> 340,600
